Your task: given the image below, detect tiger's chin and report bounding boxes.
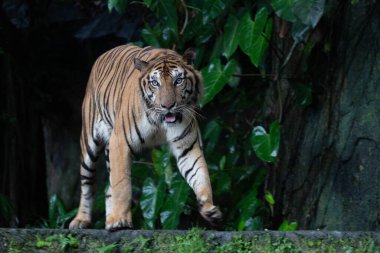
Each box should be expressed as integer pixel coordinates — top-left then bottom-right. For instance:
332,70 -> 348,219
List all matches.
162,112 -> 182,126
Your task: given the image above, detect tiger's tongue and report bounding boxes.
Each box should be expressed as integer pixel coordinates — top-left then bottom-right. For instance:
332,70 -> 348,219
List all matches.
164,114 -> 176,123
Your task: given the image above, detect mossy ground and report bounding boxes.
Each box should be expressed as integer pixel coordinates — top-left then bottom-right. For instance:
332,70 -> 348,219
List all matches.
1,228 -> 380,253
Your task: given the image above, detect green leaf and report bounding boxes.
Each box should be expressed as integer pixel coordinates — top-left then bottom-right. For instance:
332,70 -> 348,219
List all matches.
201,58 -> 237,106
157,0 -> 178,33
202,0 -> 227,25
108,0 -> 128,14
210,35 -> 224,61
140,178 -> 166,229
251,121 -> 280,163
271,0 -> 297,22
141,26 -> 162,48
143,0 -> 152,7
215,172 -> 231,195
203,118 -> 223,154
279,220 -> 298,231
236,168 -> 267,230
271,0 -> 325,28
160,177 -> 190,229
238,8 -> 271,66
219,155 -> 226,170
223,15 -> 240,59
152,147 -> 169,177
293,82 -> 312,107
265,191 -> 276,205
293,0 -> 326,28
152,147 -> 174,187
237,188 -> 260,230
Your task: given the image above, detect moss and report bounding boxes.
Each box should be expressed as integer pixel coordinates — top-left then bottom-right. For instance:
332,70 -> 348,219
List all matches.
1,229 -> 380,253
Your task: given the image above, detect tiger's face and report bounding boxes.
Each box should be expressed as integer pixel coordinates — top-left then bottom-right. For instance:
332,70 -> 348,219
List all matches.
135,50 -> 202,126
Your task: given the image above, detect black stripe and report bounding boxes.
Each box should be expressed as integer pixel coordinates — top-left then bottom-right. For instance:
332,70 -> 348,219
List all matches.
179,157 -> 188,167
122,115 -> 137,157
184,155 -> 201,179
141,46 -> 154,53
189,167 -> 200,185
82,103 -> 99,163
132,110 -> 145,143
106,194 -> 112,199
173,121 -> 193,142
87,149 -> 99,163
81,181 -> 94,186
81,174 -> 94,180
178,137 -> 197,161
81,161 -> 96,173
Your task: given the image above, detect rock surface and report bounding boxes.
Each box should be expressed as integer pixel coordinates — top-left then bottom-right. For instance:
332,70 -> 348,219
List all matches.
1,228 -> 380,252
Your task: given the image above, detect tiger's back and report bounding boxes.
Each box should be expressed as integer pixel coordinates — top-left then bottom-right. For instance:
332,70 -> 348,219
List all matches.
70,45 -> 221,230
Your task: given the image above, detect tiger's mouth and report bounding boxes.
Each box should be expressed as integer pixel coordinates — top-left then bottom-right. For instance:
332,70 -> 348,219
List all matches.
163,112 -> 182,124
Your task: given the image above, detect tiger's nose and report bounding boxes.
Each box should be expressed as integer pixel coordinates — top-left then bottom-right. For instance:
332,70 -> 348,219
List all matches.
161,102 -> 175,109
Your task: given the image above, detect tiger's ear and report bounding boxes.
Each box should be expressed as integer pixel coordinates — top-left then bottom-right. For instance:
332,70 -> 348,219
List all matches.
134,58 -> 149,71
183,48 -> 196,65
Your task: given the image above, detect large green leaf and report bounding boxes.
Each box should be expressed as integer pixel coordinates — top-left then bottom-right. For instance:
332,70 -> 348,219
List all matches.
152,147 -> 174,186
140,178 -> 166,229
279,220 -> 298,231
271,0 -> 297,22
236,167 -> 267,230
237,188 -> 260,230
160,177 -> 190,229
293,0 -> 325,28
203,118 -> 223,154
271,0 -> 325,28
157,0 -> 178,33
201,58 -> 237,106
108,0 -> 128,14
223,15 -> 240,59
141,26 -> 161,48
238,8 -> 271,67
251,121 -> 280,163
293,82 -> 312,107
202,0 -> 227,25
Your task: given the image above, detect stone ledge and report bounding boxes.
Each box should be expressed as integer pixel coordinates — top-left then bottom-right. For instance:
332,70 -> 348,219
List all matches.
1,228 -> 380,252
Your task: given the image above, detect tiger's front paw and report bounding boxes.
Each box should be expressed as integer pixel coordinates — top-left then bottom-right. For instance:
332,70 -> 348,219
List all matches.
69,217 -> 91,229
106,214 -> 133,231
200,203 -> 222,225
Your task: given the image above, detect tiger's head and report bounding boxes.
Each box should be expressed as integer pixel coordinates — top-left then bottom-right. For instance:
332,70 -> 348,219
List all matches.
134,48 -> 203,126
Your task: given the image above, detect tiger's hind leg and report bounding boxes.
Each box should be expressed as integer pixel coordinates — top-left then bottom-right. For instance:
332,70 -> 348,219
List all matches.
69,131 -> 103,229
105,145 -> 113,219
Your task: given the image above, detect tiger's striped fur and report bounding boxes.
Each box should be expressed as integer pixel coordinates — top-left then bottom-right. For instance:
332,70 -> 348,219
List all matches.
69,45 -> 221,230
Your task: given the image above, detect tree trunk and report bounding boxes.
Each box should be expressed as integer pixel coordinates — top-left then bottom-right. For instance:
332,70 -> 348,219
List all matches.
272,1 -> 380,230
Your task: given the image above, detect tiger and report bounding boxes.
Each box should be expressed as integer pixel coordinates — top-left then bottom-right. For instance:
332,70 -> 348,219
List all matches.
69,45 -> 222,230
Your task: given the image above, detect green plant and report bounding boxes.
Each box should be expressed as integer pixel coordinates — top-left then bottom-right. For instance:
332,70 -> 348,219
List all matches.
39,194 -> 77,228
35,234 -> 79,251
138,146 -> 191,229
0,193 -> 18,226
98,242 -> 119,253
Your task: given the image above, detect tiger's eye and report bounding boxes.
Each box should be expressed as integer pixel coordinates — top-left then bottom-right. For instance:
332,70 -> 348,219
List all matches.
150,80 -> 160,87
175,78 -> 184,86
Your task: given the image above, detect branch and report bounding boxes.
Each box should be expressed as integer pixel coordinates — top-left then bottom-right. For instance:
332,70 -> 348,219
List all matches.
179,0 -> 189,35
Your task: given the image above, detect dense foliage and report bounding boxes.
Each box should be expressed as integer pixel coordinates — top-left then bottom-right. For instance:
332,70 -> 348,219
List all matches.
102,0 -> 325,231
